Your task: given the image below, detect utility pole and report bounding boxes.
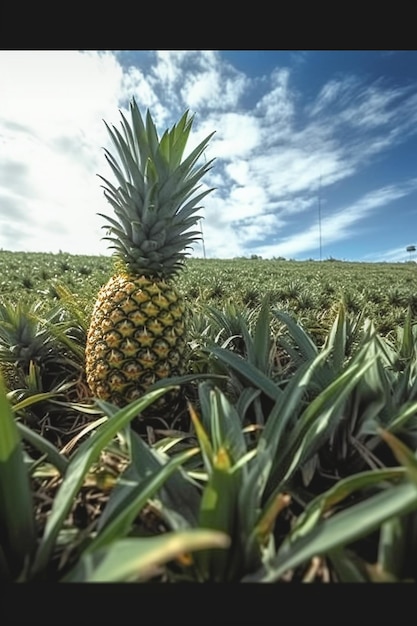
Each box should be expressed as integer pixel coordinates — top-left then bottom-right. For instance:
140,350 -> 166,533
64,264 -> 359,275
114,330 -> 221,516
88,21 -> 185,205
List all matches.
318,175 -> 323,261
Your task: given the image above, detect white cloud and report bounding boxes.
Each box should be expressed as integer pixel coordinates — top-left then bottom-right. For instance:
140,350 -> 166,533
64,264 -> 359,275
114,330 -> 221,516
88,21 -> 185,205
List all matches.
0,50 -> 124,254
256,68 -> 295,128
206,112 -> 261,160
1,51 -> 123,139
310,76 -> 360,117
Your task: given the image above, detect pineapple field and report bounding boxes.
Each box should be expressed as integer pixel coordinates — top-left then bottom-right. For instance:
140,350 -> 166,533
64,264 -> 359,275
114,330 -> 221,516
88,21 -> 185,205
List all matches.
2,99 -> 417,592
2,250 -> 417,586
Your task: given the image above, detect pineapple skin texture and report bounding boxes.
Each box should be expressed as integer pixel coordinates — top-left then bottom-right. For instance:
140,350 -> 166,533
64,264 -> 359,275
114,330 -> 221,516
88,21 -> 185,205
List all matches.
85,273 -> 186,407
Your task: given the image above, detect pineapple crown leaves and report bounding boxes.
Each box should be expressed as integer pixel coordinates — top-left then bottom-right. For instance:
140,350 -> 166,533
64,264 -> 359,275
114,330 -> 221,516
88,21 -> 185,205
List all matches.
100,114 -> 214,230
97,98 -> 215,276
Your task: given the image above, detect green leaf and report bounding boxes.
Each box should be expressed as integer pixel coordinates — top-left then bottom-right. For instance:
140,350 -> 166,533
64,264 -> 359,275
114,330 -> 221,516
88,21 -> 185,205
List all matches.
252,491 -> 291,549
273,309 -> 319,362
323,299 -> 347,373
238,446 -> 274,562
327,548 -> 370,582
17,422 -> 69,476
241,294 -> 272,372
377,515 -> 408,579
194,447 -> 240,581
63,530 -> 230,583
209,346 -> 282,402
0,372 -> 37,578
399,305 -> 414,360
385,402 -> 417,432
0,374 -> 20,461
188,401 -> 214,471
10,390 -> 61,413
379,428 -> 417,485
199,383 -> 248,462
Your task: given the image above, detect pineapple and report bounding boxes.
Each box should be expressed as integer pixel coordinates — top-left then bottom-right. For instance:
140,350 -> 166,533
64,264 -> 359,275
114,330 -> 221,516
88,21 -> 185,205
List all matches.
85,98 -> 215,411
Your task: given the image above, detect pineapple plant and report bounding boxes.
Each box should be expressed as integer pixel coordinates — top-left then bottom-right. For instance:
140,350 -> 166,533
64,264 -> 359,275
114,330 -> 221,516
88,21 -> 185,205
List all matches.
85,98 -> 215,413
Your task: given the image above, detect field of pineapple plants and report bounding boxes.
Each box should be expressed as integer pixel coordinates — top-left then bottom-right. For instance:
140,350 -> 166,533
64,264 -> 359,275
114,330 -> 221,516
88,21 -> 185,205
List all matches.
2,249 -> 417,592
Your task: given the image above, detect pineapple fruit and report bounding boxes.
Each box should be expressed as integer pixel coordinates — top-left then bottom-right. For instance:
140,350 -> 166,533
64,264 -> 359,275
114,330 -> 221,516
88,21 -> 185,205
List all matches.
85,98 -> 215,411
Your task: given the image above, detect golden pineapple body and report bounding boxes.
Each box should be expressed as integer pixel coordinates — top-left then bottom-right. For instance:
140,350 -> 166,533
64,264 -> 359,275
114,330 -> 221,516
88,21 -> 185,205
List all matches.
85,273 -> 186,407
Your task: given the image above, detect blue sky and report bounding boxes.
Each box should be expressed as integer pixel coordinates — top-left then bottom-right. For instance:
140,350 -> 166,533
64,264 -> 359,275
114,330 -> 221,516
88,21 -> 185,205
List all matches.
1,49 -> 417,262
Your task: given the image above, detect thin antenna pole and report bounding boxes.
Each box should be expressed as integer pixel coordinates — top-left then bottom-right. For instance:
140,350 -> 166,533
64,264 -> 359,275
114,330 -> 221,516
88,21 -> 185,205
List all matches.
200,151 -> 208,260
318,175 -> 322,261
